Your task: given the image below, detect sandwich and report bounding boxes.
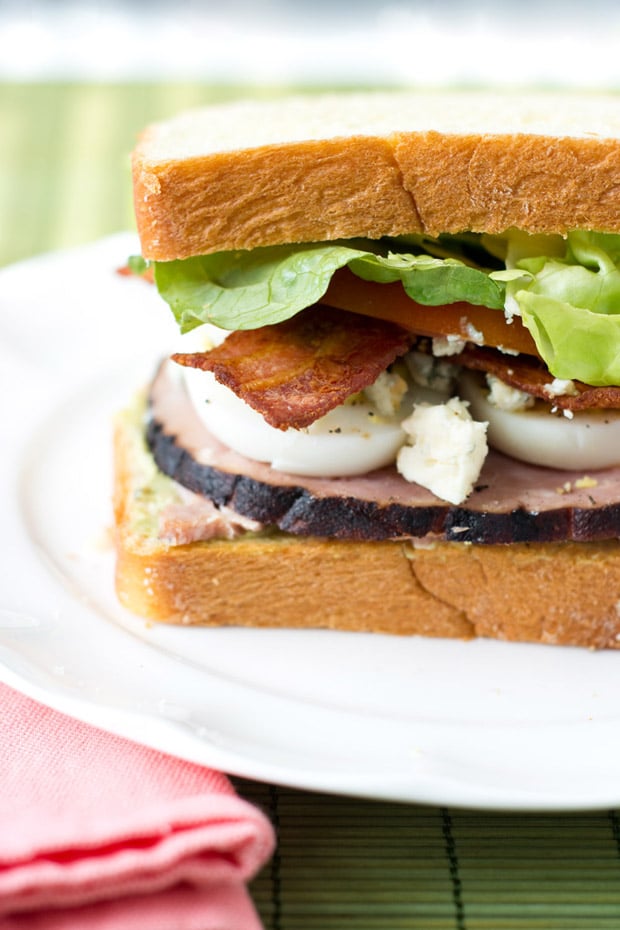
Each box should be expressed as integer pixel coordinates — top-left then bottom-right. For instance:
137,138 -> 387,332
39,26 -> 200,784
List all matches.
114,90 -> 620,646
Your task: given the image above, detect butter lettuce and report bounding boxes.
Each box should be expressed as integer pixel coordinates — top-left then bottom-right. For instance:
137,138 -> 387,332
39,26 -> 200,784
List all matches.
516,292 -> 620,386
508,231 -> 620,385
151,230 -> 620,387
153,240 -> 507,333
155,243 -> 361,333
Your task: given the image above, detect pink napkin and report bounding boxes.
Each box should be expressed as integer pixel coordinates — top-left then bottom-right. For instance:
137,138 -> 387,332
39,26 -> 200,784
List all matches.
0,683 -> 275,929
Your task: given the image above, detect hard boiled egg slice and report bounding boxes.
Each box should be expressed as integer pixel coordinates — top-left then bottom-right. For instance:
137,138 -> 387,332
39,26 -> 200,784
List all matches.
459,369 -> 620,471
181,365 -> 408,478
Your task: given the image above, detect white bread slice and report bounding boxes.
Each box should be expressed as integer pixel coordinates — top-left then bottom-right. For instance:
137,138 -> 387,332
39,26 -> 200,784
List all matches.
132,91 -> 620,261
114,397 -> 620,647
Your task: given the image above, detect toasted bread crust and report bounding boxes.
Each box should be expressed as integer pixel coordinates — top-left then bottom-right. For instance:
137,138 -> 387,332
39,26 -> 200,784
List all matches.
132,92 -> 620,260
124,92 -> 620,646
114,411 -> 620,647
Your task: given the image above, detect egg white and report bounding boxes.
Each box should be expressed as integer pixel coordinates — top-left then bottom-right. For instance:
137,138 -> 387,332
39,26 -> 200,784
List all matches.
181,365 -> 408,477
459,369 -> 620,471
176,323 -> 620,478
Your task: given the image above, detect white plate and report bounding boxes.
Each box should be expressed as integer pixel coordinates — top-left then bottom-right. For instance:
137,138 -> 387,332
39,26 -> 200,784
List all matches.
2,234 -> 620,811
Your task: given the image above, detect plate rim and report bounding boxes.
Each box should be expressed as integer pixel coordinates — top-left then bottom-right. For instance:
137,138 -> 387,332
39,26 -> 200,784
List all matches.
2,233 -> 620,813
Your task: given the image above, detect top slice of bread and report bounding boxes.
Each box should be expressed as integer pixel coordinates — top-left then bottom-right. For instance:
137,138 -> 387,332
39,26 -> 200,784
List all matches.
132,90 -> 620,261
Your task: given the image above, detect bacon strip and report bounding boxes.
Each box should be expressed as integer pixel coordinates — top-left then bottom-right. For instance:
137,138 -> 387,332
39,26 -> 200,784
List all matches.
172,305 -> 413,430
456,345 -> 620,410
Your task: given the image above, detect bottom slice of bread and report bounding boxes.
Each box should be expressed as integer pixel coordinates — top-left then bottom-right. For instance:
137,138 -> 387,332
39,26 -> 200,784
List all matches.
113,398 -> 620,648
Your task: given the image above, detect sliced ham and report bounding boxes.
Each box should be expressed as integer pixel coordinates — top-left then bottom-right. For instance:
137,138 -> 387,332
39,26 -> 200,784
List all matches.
148,361 -> 620,545
159,485 -> 263,545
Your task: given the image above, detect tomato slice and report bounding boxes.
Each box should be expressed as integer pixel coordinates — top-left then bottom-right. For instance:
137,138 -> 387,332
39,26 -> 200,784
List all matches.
324,268 -> 538,357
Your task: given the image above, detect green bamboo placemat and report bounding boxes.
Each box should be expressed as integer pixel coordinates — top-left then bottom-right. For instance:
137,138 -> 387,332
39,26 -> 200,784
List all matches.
4,81 -> 620,930
242,782 -> 620,929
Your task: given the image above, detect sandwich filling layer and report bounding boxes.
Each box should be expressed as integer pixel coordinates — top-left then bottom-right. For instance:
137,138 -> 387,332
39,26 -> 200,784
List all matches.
130,228 -> 620,527
146,360 -> 620,546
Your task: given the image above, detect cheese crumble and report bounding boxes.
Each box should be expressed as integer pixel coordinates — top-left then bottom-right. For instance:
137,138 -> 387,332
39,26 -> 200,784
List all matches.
397,397 -> 488,505
486,374 -> 535,412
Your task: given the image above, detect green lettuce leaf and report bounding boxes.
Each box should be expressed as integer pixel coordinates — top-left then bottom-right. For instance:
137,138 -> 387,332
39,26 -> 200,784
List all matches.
153,241 -> 507,333
151,229 -> 620,387
509,230 -> 620,385
349,252 -> 507,308
154,244 -> 361,333
516,291 -> 620,385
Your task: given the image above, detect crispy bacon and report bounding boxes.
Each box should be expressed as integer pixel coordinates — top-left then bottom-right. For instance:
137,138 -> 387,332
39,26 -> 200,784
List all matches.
172,305 -> 413,430
456,345 -> 620,410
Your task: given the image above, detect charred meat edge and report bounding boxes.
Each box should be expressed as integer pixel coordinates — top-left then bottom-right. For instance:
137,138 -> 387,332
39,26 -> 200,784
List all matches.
146,414 -> 620,546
